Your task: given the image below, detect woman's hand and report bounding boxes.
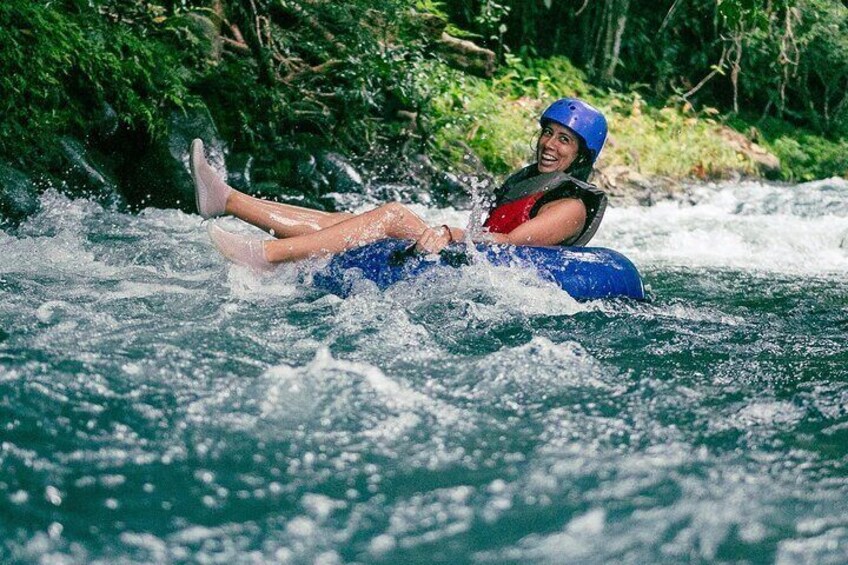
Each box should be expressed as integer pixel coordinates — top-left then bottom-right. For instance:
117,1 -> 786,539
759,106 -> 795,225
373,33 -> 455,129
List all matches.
415,225 -> 453,254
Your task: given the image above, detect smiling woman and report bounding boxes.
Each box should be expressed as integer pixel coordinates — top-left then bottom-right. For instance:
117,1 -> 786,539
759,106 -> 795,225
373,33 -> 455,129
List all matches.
537,122 -> 581,173
482,98 -> 608,247
193,98 -> 610,268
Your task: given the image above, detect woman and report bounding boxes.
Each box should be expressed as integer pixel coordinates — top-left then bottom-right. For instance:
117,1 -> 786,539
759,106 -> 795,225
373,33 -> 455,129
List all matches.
194,98 -> 608,269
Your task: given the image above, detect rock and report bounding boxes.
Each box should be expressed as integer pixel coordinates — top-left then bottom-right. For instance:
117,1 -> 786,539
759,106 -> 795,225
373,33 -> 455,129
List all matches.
58,136 -> 126,208
408,154 -> 474,208
437,33 -> 496,78
594,164 -> 685,206
167,105 -> 226,180
395,110 -> 419,128
184,12 -> 223,63
430,170 -> 473,209
716,126 -> 781,178
297,153 -> 326,191
0,163 -> 41,225
91,102 -> 120,142
224,152 -> 254,192
122,102 -> 225,211
409,11 -> 448,41
236,147 -> 349,212
248,147 -> 329,196
317,152 -> 364,193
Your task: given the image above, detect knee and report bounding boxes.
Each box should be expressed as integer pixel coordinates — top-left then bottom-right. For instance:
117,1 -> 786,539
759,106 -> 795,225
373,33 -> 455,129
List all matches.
377,202 -> 409,221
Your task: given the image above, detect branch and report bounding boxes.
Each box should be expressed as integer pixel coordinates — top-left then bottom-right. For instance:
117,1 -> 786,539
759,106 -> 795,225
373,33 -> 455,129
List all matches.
659,0 -> 683,34
730,30 -> 743,114
683,45 -> 728,100
230,23 -> 246,45
281,59 -> 343,84
247,0 -> 263,47
575,0 -> 589,17
283,0 -> 347,54
221,24 -> 250,53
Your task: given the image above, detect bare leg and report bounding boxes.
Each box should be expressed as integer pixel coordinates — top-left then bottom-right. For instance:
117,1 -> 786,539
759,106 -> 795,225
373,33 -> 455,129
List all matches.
207,202 -> 430,267
262,202 -> 429,262
194,140 -> 436,266
226,192 -> 354,238
191,138 -> 351,237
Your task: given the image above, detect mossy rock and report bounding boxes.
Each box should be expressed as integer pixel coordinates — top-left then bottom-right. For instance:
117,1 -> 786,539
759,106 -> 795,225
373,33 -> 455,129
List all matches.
90,102 -> 120,143
58,137 -> 126,209
317,152 -> 364,194
0,163 -> 41,226
250,147 -> 332,197
183,12 -> 223,63
121,102 -> 225,212
223,152 -> 254,192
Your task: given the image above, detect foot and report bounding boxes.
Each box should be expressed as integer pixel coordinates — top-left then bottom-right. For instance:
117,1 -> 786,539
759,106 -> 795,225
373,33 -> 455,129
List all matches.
207,223 -> 274,270
190,139 -> 232,219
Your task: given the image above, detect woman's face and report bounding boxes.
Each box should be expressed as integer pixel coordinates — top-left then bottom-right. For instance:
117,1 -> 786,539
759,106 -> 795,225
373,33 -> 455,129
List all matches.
536,121 -> 580,174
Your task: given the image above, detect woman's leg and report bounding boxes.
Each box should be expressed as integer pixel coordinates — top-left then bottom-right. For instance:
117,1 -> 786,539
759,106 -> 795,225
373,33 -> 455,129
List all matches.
226,192 -> 354,238
191,138 -> 352,237
262,202 -> 427,262
208,202 -> 429,266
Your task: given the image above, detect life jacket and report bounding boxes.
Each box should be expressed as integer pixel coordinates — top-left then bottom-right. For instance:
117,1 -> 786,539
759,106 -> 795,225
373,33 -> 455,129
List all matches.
483,165 -> 607,246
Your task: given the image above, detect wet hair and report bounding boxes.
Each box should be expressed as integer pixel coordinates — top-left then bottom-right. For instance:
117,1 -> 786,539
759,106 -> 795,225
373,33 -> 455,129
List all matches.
567,146 -> 594,182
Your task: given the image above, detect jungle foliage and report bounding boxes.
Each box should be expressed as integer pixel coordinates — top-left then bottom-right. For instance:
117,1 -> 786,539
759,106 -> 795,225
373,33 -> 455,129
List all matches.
0,1 -> 193,164
442,0 -> 848,178
0,0 -> 429,168
1,0 -> 846,183
446,0 -> 848,137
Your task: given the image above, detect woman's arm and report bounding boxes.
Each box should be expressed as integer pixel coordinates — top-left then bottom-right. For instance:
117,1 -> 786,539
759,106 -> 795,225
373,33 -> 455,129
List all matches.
484,198 -> 587,246
414,197 -> 586,254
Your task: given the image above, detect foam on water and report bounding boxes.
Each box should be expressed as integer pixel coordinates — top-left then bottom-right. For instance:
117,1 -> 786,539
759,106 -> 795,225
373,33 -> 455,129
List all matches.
598,179 -> 848,274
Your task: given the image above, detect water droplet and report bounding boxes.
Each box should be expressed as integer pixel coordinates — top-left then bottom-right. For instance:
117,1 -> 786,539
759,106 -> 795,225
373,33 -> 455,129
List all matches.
48,522 -> 63,539
44,486 -> 62,506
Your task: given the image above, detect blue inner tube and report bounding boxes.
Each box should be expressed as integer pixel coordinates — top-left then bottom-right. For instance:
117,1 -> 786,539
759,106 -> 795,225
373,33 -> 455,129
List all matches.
312,239 -> 645,301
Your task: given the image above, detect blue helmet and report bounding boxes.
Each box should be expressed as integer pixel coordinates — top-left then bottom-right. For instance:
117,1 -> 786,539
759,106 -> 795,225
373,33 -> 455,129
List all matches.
540,98 -> 608,164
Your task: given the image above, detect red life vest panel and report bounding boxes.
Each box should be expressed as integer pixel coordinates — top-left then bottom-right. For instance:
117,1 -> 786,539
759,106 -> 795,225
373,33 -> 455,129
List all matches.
482,165 -> 608,246
483,192 -> 546,234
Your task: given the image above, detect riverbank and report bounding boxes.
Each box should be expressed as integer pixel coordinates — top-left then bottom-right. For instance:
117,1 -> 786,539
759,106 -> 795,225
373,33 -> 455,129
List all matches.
1,1 -> 846,226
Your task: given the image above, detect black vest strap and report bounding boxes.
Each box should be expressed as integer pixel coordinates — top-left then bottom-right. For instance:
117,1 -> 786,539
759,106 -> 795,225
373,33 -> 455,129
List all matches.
494,165 -> 608,246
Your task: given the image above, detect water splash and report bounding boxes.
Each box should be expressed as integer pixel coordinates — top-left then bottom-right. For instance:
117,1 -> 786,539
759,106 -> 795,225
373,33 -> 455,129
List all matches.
1,181 -> 846,563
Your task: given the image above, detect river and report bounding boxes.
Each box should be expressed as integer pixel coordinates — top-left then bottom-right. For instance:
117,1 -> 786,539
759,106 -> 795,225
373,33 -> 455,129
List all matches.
1,178 -> 847,563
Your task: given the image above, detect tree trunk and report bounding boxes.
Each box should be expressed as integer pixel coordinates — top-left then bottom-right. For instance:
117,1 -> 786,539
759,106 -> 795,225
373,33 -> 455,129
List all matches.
520,1 -> 537,51
588,0 -> 631,85
730,28 -> 743,114
602,1 -> 629,83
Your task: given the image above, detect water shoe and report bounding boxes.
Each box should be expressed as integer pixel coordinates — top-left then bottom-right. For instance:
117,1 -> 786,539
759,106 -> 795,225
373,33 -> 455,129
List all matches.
207,223 -> 274,270
190,139 -> 232,219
